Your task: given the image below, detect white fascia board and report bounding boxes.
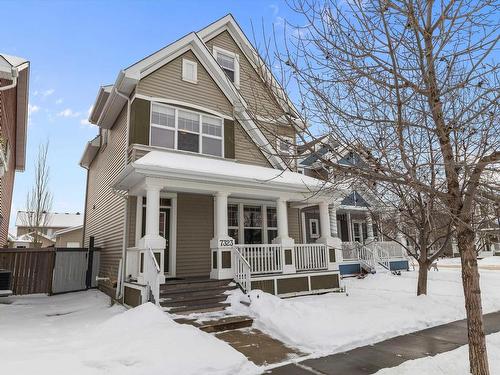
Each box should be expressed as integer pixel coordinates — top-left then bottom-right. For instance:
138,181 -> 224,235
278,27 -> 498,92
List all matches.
197,14 -> 306,129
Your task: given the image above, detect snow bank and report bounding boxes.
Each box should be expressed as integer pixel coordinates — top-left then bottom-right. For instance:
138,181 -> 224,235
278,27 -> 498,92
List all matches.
229,270 -> 500,356
479,256 -> 500,266
0,291 -> 257,375
376,332 -> 500,375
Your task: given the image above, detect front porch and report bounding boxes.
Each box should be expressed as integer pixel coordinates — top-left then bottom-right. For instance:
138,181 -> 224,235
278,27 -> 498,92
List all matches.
116,150 -> 406,305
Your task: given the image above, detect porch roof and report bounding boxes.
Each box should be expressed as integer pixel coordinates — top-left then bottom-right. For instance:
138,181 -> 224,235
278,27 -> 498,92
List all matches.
114,150 -> 341,200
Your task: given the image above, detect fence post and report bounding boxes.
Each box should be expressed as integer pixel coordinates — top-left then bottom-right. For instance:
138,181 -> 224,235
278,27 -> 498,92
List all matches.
86,236 -> 95,289
47,250 -> 56,295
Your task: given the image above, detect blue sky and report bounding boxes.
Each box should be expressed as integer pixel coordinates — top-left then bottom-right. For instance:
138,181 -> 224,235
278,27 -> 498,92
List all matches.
2,0 -> 298,234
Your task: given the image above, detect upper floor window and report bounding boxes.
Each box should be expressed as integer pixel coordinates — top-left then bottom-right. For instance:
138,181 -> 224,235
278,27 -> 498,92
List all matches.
213,47 -> 240,87
150,103 -> 223,157
276,136 -> 295,155
182,59 -> 197,83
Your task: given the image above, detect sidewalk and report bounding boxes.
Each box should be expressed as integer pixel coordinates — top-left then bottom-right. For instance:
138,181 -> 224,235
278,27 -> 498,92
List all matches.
268,311 -> 500,374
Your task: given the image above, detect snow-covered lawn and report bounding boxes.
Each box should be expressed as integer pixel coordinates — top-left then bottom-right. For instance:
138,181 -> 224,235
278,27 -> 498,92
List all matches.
0,290 -> 257,375
229,269 -> 500,357
376,332 -> 500,375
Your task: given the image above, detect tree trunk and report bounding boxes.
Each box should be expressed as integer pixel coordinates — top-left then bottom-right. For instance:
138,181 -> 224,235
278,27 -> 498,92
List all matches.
417,261 -> 428,295
458,226 -> 490,375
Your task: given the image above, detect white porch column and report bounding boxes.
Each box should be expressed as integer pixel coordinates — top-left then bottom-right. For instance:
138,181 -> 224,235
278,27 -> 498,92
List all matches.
273,198 -> 295,274
365,211 -> 374,242
395,212 -> 405,245
329,205 -> 339,238
317,201 -> 343,268
347,211 -> 353,242
210,192 -> 234,280
138,178 -> 166,284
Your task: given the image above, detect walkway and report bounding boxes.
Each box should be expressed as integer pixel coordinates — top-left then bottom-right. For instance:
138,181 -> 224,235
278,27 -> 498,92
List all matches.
269,310 -> 500,374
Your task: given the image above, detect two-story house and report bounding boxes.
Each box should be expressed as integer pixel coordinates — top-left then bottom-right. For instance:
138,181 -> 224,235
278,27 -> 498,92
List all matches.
297,137 -> 410,275
0,54 -> 29,247
81,15 -> 349,310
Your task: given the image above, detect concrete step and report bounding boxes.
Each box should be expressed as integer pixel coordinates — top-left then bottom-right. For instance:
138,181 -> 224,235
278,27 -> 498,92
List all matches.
161,294 -> 228,308
167,302 -> 231,315
175,315 -> 254,333
161,278 -> 232,291
160,284 -> 237,298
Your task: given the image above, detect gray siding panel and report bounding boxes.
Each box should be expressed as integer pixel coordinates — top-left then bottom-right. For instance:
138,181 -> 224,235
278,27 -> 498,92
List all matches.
84,107 -> 128,297
176,193 -> 213,277
234,120 -> 271,167
137,50 -> 233,117
288,206 -> 301,243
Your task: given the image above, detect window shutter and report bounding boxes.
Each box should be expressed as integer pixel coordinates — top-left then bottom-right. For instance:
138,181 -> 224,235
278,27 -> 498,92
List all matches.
129,98 -> 151,145
224,119 -> 235,159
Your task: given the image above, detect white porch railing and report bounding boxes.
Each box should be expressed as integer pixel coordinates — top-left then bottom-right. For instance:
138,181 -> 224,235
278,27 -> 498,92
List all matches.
144,247 -> 161,305
232,247 -> 251,293
367,242 -> 390,270
342,241 -> 376,272
294,244 -> 328,271
376,241 -> 407,258
235,244 -> 282,274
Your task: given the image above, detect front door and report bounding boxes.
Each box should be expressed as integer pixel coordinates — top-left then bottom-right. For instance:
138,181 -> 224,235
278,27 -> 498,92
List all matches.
352,221 -> 364,243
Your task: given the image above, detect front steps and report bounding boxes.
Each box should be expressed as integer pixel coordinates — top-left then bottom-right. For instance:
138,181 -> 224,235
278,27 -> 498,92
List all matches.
160,278 -> 236,315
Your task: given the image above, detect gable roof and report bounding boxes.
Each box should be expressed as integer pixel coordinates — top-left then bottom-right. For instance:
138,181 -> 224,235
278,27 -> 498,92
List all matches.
52,225 -> 83,238
16,211 -> 84,228
0,53 -> 30,171
86,15 -> 303,170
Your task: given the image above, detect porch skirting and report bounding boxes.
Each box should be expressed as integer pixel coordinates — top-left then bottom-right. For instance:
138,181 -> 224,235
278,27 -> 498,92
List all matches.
250,270 -> 341,297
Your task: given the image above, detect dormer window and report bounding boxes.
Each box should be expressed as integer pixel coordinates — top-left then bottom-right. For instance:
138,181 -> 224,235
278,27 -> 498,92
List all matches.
182,59 -> 197,83
213,47 -> 240,87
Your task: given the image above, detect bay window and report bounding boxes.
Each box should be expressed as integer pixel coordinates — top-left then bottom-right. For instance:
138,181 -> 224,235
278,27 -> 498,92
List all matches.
150,103 -> 223,157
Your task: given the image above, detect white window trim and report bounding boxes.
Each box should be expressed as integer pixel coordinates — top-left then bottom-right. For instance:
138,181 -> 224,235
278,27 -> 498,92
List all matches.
227,201 -> 277,244
149,102 -> 224,158
182,58 -> 198,84
213,46 -> 240,88
276,136 -> 295,155
309,218 -> 320,239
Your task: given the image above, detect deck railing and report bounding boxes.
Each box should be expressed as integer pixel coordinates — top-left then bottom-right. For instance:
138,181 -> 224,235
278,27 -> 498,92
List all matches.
235,244 -> 283,274
232,247 -> 251,292
294,244 -> 328,271
144,247 -> 161,305
376,241 -> 407,258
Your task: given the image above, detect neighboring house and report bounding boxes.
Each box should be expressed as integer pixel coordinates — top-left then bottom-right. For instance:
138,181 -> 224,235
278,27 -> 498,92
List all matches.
81,14 -> 389,308
0,53 -> 29,246
14,211 -> 84,247
9,232 -> 54,248
52,225 -> 83,248
297,137 -> 410,274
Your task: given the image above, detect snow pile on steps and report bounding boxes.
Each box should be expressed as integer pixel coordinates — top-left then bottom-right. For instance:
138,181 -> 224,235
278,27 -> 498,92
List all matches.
0,291 -> 257,375
375,332 -> 500,375
228,270 -> 500,356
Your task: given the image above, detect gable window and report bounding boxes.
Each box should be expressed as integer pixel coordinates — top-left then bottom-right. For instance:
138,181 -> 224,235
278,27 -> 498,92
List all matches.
150,103 -> 223,157
213,47 -> 240,86
276,136 -> 295,155
182,59 -> 197,83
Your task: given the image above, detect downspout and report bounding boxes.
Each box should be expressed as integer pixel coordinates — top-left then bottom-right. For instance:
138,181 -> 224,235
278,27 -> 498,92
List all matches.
115,87 -> 131,301
0,67 -> 18,91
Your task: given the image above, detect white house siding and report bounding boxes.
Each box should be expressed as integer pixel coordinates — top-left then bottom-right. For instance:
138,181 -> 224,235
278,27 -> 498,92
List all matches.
84,107 -> 128,297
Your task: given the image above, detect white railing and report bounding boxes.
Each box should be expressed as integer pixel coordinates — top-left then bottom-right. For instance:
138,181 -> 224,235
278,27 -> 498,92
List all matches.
377,241 -> 407,258
235,244 -> 282,274
356,242 -> 376,272
342,242 -> 359,261
368,242 -> 390,270
232,247 -> 251,293
144,247 -> 161,305
294,244 -> 328,271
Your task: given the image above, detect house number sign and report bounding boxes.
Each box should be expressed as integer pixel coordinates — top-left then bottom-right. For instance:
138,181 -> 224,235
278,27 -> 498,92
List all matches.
219,239 -> 234,247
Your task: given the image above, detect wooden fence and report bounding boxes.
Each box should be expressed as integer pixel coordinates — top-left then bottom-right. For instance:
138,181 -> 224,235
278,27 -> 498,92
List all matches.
0,248 -> 100,295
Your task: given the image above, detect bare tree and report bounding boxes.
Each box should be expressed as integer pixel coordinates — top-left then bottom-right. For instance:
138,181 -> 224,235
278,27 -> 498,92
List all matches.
243,1 -> 498,373
23,142 -> 53,247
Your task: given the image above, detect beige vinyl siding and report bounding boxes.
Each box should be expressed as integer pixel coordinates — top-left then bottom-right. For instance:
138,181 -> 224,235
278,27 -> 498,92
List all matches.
176,193 -> 213,277
288,206 -> 302,243
84,107 -> 128,297
55,228 -> 83,247
137,50 -> 233,117
205,31 -> 285,119
234,120 -> 271,167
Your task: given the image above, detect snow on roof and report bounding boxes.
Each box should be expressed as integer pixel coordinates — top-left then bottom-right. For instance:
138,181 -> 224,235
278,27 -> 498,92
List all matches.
16,211 -> 84,228
134,150 -> 328,191
52,225 -> 83,238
